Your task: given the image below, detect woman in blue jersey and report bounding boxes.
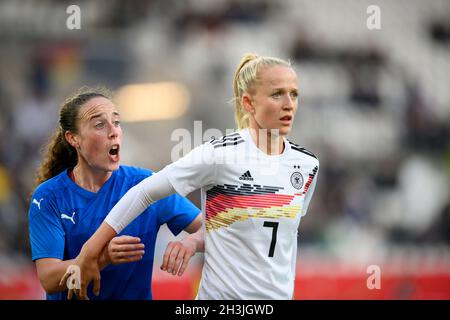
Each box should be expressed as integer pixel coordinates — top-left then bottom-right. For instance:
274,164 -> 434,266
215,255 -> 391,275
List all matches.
28,87 -> 203,300
62,54 -> 320,300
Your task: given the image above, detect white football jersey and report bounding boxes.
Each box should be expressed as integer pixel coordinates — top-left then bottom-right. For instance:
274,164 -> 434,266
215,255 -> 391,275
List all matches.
166,128 -> 319,299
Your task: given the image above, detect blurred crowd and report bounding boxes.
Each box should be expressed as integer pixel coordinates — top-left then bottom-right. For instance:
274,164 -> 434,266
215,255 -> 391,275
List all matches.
0,0 -> 449,269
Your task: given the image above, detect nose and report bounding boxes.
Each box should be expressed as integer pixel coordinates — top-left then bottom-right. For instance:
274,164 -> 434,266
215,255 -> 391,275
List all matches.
282,94 -> 296,110
108,122 -> 121,139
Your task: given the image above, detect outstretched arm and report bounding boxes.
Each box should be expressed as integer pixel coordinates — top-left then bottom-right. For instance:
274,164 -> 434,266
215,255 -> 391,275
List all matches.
60,170 -> 175,299
62,140 -> 216,299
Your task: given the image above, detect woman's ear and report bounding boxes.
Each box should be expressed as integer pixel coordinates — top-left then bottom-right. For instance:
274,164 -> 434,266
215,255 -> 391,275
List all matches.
242,93 -> 255,114
65,131 -> 79,149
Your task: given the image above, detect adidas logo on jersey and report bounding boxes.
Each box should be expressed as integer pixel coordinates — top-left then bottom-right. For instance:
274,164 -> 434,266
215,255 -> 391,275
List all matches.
239,170 -> 254,181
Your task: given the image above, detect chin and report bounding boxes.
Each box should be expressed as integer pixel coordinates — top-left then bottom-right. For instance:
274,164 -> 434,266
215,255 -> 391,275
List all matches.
279,128 -> 291,136
107,163 -> 120,172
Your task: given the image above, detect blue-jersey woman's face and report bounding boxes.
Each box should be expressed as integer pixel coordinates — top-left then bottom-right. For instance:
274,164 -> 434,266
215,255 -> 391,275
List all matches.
74,97 -> 123,173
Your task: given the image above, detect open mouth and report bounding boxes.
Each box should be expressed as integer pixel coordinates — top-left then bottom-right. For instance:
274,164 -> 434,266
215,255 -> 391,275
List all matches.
109,145 -> 120,156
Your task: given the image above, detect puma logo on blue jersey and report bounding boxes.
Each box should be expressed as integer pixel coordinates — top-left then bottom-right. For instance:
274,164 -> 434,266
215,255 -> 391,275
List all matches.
32,198 -> 44,210
61,212 -> 76,224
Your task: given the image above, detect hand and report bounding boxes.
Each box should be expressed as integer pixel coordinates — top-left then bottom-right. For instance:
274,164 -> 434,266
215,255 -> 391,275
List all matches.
160,236 -> 197,276
59,245 -> 101,300
59,222 -> 117,299
103,235 -> 145,265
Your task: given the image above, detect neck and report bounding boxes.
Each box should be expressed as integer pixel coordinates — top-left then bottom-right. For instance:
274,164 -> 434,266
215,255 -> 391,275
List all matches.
72,161 -> 112,193
248,127 -> 285,155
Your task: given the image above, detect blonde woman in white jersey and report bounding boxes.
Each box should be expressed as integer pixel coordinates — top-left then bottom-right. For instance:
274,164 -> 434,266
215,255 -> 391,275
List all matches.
61,54 -> 320,300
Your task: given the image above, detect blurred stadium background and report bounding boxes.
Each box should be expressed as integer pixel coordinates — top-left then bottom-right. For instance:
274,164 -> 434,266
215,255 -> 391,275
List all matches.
0,0 -> 449,299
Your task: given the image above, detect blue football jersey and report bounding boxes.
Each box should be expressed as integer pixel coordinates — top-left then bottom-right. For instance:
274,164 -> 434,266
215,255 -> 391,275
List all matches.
28,165 -> 200,300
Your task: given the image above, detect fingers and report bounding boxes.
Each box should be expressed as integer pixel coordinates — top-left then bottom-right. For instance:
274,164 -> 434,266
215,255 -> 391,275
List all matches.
59,271 -> 70,287
112,250 -> 145,258
170,248 -> 186,275
112,236 -> 142,245
110,244 -> 145,252
161,241 -> 175,272
61,260 -> 101,300
93,276 -> 101,297
61,266 -> 81,300
161,241 -> 194,276
108,235 -> 145,265
75,289 -> 83,300
178,252 -> 192,277
109,249 -> 145,265
114,255 -> 144,264
79,281 -> 89,300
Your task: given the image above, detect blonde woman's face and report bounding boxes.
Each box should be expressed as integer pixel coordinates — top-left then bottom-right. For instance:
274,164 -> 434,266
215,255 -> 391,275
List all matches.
246,65 -> 298,136
75,97 -> 122,172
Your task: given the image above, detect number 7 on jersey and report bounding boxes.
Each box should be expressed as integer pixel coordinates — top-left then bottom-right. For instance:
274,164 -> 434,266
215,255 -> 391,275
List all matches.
263,221 -> 279,257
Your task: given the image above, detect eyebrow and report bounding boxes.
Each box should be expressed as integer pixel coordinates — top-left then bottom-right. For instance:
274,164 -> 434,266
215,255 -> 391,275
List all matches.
89,112 -> 120,121
271,87 -> 299,92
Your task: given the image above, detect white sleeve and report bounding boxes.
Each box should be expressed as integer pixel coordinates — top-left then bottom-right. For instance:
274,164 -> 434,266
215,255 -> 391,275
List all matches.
302,166 -> 319,217
165,142 -> 216,196
104,170 -> 175,233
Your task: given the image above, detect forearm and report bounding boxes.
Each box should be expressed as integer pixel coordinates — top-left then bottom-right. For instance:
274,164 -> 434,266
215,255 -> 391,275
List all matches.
37,248 -> 111,294
37,259 -> 77,294
104,170 -> 175,233
80,222 -> 118,258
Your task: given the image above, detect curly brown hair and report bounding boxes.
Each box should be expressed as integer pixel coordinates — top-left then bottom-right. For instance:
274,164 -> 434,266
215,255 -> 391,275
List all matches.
35,86 -> 113,186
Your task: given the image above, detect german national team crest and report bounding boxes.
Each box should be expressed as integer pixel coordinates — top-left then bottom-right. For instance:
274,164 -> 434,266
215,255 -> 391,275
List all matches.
290,172 -> 304,189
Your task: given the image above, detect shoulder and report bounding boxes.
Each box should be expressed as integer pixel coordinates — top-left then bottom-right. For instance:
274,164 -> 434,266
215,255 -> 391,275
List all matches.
31,170 -> 67,199
287,140 -> 319,163
29,171 -> 68,218
208,131 -> 245,149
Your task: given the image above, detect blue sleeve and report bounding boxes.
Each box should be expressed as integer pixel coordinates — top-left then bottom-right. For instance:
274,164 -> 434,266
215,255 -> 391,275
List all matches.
155,194 -> 200,236
28,189 -> 65,261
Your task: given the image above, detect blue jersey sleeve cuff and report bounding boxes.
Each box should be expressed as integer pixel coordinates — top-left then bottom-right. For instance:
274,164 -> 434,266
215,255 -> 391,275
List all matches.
32,253 -> 64,262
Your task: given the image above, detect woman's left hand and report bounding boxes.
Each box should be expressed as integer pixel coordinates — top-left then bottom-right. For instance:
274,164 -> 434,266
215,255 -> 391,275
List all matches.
160,236 -> 197,277
103,235 -> 145,265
